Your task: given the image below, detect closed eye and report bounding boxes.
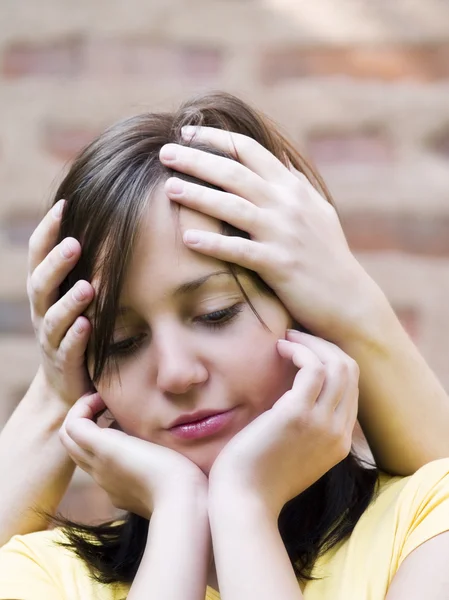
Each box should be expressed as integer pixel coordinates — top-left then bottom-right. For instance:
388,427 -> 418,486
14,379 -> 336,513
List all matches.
106,303 -> 244,359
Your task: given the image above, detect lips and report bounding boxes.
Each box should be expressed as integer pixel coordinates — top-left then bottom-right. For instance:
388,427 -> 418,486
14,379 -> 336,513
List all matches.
168,409 -> 229,429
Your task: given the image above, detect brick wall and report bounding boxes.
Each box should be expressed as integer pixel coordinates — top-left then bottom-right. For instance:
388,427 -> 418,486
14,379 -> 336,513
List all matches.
1,0 -> 449,523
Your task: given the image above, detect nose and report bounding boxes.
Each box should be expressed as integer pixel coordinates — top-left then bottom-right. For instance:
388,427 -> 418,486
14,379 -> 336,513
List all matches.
155,331 -> 209,395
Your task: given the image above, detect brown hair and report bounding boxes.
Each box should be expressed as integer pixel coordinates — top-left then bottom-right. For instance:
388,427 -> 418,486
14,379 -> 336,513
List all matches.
55,91 -> 335,384
52,91 -> 377,584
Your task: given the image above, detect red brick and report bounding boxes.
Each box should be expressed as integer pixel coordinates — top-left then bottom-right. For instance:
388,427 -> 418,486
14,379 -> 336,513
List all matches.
1,37 -> 224,82
260,44 -> 449,84
42,123 -> 100,161
84,39 -> 224,80
342,212 -> 449,256
2,39 -> 83,78
307,131 -> 394,165
178,46 -> 224,79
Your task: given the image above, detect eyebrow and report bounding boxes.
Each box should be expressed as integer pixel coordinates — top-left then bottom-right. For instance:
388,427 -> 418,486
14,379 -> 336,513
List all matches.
172,269 -> 231,298
86,269 -> 232,320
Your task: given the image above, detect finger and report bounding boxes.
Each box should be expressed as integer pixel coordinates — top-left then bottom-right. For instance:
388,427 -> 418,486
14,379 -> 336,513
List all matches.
64,393 -> 107,451
42,281 -> 93,349
333,383 -> 359,439
286,331 -> 360,411
159,143 -> 271,207
314,363 -> 348,412
59,426 -> 93,470
182,230 -> 273,274
180,126 -> 296,187
286,330 -> 359,370
165,177 -> 260,236
28,238 -> 83,317
67,392 -> 106,422
56,316 -> 92,367
27,200 -> 65,273
276,340 -> 326,407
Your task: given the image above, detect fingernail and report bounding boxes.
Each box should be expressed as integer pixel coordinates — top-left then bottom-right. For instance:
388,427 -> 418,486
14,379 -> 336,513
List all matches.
166,177 -> 184,195
286,329 -> 301,337
181,126 -> 197,140
73,285 -> 86,302
61,240 -> 75,259
52,199 -> 65,218
183,230 -> 201,245
160,144 -> 177,161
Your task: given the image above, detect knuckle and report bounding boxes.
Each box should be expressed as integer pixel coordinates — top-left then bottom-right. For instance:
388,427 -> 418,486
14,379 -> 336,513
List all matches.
310,361 -> 326,380
328,359 -> 348,379
42,312 -> 58,339
240,240 -> 258,264
28,274 -> 45,300
28,231 -> 39,256
226,159 -> 243,182
240,135 -> 258,155
291,175 -> 306,196
336,433 -> 352,459
347,358 -> 360,379
236,195 -> 255,223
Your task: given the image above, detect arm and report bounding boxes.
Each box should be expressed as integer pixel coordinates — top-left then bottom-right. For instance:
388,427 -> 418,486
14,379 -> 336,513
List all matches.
158,129 -> 449,478
209,492 -> 303,600
287,270 -> 449,476
336,282 -> 449,476
386,532 -> 449,599
0,368 -> 75,545
129,490 -> 210,600
0,202 -> 94,542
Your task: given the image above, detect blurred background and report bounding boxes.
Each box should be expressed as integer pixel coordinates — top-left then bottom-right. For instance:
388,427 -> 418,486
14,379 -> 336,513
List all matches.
1,0 -> 449,523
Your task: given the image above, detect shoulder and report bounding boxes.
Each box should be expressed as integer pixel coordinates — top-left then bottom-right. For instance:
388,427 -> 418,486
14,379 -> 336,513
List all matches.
0,527 -> 72,562
0,528 -> 127,600
379,458 -> 449,563
381,457 -> 449,510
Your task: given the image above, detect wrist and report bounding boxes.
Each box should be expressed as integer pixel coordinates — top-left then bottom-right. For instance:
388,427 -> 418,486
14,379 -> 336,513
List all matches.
330,270 -> 396,351
25,367 -> 71,428
153,474 -> 209,514
209,474 -> 278,524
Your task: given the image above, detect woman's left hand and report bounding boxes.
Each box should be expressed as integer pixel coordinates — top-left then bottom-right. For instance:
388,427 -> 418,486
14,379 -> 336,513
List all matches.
160,128 -> 377,343
207,332 -> 359,519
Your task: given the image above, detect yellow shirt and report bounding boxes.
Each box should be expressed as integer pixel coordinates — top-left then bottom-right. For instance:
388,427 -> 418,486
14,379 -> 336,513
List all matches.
1,458 -> 449,600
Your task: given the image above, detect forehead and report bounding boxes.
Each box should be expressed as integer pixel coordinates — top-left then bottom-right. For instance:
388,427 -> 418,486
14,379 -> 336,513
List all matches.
121,184 -> 226,300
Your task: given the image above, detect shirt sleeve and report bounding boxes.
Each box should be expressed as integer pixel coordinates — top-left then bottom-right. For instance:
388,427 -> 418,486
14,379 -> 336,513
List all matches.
0,533 -> 62,600
397,458 -> 449,567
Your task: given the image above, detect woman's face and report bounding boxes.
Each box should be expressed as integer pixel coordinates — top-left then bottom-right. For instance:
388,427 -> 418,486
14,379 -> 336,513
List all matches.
90,185 -> 296,475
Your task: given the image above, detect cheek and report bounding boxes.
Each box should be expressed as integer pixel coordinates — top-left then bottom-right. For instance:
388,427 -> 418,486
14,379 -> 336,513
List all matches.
94,376 -> 146,436
226,327 -> 296,413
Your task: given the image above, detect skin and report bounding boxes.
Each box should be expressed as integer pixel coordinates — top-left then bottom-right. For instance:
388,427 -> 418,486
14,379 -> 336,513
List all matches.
1,126 -> 448,597
88,185 -> 297,476
60,184 -> 359,596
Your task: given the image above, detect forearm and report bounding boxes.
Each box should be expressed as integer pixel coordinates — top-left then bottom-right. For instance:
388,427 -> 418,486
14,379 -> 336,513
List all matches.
209,491 -> 303,600
0,368 -> 75,545
339,282 -> 449,475
128,487 -> 210,600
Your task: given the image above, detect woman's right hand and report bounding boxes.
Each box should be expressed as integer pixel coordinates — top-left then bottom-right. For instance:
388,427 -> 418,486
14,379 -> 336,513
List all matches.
27,199 -> 95,406
59,393 -> 208,518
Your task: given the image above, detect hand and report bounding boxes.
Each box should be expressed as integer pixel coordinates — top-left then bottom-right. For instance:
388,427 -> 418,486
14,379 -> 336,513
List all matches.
160,128 -> 378,343
208,331 -> 359,519
27,200 -> 95,406
59,393 -> 209,518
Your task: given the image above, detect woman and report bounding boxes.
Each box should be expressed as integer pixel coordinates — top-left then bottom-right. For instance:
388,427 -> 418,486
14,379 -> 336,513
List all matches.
0,91 -> 449,600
